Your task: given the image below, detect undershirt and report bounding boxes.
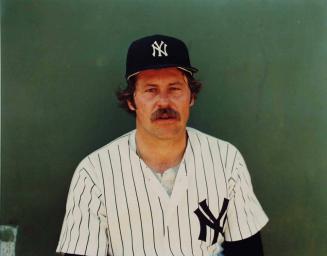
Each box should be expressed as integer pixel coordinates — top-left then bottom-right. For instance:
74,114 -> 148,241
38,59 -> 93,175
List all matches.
129,132 -> 179,196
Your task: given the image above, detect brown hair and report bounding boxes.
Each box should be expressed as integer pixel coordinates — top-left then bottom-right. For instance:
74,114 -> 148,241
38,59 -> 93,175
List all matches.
116,71 -> 202,114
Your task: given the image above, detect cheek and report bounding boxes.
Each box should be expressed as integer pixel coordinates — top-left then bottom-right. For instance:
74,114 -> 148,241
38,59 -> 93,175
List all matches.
178,101 -> 192,119
179,94 -> 192,107
134,97 -> 152,116
133,95 -> 143,109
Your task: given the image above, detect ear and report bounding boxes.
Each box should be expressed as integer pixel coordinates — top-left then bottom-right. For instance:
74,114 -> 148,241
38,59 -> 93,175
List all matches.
190,95 -> 195,107
127,100 -> 136,111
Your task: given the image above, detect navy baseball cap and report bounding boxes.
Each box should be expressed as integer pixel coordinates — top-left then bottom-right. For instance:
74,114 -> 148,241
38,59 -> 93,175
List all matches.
125,34 -> 198,80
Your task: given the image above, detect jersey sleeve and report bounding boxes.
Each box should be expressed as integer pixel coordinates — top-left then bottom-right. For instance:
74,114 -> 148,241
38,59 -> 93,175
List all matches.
224,148 -> 268,242
56,158 -> 109,256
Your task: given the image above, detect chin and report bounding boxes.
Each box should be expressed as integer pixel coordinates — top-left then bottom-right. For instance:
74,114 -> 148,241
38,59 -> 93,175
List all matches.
152,124 -> 186,140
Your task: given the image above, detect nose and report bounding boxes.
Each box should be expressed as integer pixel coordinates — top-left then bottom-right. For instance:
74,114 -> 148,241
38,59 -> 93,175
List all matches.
156,91 -> 170,107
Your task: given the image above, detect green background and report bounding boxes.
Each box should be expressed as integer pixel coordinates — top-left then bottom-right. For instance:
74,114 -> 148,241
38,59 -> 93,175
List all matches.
1,0 -> 327,255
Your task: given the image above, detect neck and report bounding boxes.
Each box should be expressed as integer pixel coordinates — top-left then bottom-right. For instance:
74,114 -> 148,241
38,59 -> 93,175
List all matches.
135,129 -> 187,173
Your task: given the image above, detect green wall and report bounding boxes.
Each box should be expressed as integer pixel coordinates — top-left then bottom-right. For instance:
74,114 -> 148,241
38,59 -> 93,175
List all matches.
2,0 -> 326,255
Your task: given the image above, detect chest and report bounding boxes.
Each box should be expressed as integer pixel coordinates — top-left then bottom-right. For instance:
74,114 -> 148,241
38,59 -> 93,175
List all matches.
104,157 -> 229,256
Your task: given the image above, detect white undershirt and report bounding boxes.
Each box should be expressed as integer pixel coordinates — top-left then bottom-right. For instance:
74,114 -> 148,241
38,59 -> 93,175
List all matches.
129,132 -> 179,196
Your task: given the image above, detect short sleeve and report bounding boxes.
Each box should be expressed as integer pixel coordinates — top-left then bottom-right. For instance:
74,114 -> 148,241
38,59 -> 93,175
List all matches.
56,160 -> 109,256
224,149 -> 268,242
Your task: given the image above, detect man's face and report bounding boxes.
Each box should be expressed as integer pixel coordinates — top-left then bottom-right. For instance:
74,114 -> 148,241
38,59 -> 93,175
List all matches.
128,67 -> 194,140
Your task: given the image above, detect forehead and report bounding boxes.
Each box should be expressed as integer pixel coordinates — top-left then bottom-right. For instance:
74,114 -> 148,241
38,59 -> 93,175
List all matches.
135,67 -> 187,85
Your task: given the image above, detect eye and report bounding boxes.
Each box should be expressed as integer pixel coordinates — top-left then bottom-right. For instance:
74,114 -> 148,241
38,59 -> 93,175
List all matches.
145,87 -> 157,93
170,86 -> 181,91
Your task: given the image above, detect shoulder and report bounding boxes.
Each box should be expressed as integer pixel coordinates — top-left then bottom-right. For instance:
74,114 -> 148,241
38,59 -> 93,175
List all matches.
187,127 -> 240,153
88,130 -> 134,158
187,127 -> 247,179
72,130 -> 134,184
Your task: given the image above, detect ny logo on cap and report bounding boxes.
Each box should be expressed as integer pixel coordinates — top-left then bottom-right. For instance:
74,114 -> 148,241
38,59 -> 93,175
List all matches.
151,40 -> 168,57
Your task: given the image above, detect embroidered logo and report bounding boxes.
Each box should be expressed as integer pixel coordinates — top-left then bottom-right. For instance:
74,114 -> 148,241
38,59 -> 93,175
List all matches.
151,40 -> 168,57
194,198 -> 229,245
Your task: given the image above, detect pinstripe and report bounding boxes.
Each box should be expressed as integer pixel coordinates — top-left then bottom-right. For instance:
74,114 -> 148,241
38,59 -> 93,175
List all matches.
72,173 -> 82,191
61,171 -> 83,249
231,150 -> 238,175
128,142 -> 146,256
188,139 -> 205,256
117,144 -> 134,256
195,133 -> 210,200
158,197 -> 165,236
206,137 -> 220,209
186,190 -> 195,256
225,198 -> 233,236
84,184 -> 95,255
167,226 -> 175,256
184,159 -> 194,255
88,156 -> 95,168
206,137 -> 223,245
195,133 -> 211,244
247,196 -> 259,230
74,177 -> 87,253
239,169 -> 259,230
183,160 -> 187,175
240,166 -> 250,187
107,225 -> 114,256
96,200 -> 101,256
225,144 -> 229,168
237,173 -> 253,235
238,161 -> 255,204
65,173 -> 83,251
233,200 -> 243,239
216,141 -> 228,191
216,140 -> 232,240
93,134 -> 130,154
230,150 -> 244,238
59,209 -> 70,251
189,140 -> 199,201
80,168 -> 96,187
177,206 -> 186,256
66,199 -> 76,251
247,195 -> 259,230
108,150 -> 124,255
85,211 -> 90,255
97,153 -> 110,254
139,160 -> 159,256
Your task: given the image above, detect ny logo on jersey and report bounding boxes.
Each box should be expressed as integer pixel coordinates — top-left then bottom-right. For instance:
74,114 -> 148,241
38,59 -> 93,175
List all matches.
194,198 -> 229,245
151,40 -> 168,57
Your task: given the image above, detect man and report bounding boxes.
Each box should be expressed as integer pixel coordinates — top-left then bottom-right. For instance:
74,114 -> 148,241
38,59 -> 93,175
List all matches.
57,34 -> 268,256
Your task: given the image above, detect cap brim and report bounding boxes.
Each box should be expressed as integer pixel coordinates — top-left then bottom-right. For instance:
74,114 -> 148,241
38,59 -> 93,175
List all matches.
126,64 -> 198,80
177,66 -> 198,75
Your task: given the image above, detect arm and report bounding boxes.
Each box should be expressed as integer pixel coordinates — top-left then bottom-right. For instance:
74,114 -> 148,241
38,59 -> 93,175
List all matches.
222,145 -> 268,254
56,159 -> 109,255
222,231 -> 264,256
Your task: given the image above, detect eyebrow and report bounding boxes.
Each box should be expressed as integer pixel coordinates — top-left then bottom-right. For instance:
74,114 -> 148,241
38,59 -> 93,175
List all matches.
143,83 -> 158,87
143,81 -> 183,86
168,82 -> 183,86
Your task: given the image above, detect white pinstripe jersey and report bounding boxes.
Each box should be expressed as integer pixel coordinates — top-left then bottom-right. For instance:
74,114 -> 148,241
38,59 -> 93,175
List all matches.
57,127 -> 268,256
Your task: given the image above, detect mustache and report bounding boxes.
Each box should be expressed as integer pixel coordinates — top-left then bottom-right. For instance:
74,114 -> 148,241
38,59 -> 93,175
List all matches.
151,108 -> 180,121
